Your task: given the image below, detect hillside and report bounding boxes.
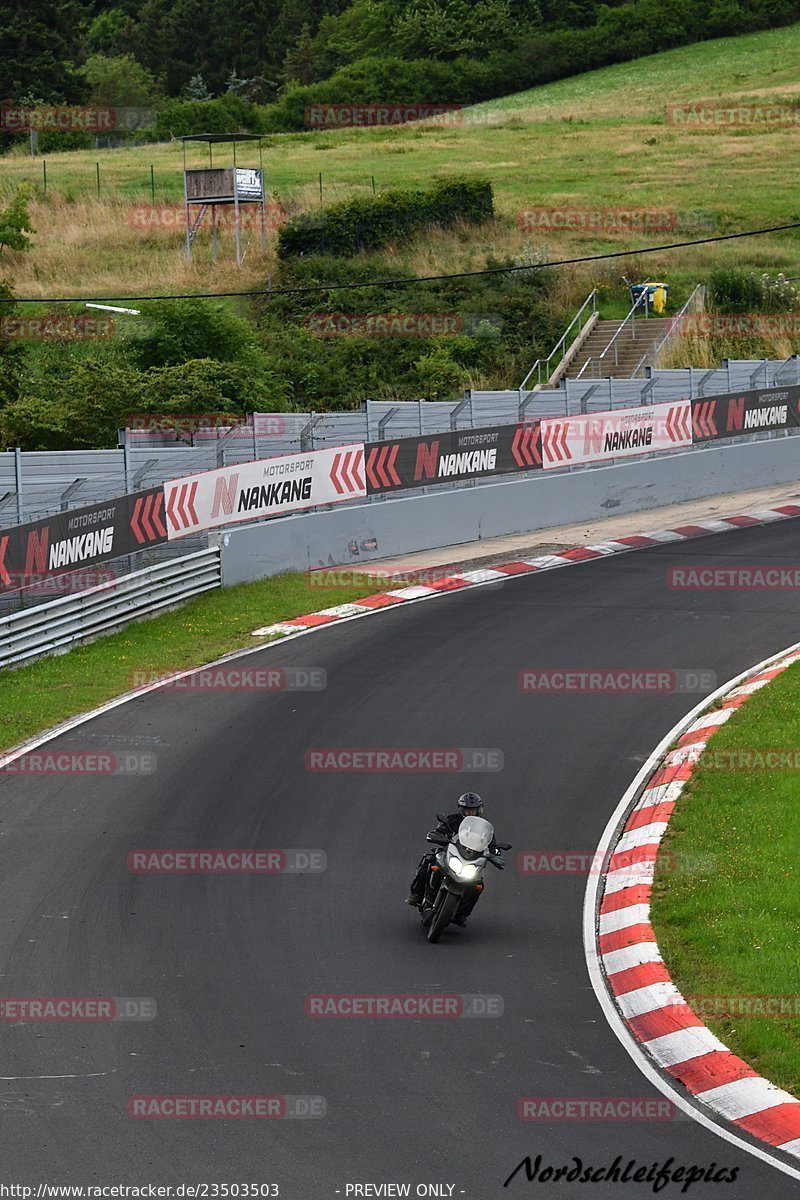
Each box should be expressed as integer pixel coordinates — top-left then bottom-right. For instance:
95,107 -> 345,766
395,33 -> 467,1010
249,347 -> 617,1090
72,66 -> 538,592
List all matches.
2,24 -> 800,448
2,23 -> 800,302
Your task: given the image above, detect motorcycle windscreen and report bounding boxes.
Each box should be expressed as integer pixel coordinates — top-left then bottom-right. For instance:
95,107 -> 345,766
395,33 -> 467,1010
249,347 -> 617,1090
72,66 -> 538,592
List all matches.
457,816 -> 494,853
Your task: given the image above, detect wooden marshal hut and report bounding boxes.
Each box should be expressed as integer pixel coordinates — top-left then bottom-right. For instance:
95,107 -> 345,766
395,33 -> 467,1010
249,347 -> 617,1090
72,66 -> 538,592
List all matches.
179,132 -> 267,265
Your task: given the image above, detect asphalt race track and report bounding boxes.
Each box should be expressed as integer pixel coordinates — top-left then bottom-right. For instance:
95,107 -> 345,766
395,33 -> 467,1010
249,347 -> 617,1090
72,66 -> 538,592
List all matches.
2,520 -> 799,1197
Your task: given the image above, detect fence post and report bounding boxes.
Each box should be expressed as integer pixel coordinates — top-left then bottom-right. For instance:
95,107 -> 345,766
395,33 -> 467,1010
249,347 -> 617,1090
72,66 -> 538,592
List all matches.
14,447 -> 22,523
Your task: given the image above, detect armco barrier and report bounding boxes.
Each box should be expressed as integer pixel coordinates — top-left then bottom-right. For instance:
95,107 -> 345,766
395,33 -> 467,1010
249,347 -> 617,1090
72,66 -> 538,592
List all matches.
216,436 -> 800,585
0,549 -> 220,668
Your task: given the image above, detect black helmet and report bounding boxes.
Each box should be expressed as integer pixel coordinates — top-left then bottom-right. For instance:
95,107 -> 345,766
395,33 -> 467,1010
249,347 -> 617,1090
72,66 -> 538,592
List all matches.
458,792 -> 483,817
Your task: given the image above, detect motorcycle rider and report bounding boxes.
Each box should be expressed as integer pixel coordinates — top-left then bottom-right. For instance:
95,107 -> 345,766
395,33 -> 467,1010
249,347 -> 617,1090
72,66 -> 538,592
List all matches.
406,792 -> 500,926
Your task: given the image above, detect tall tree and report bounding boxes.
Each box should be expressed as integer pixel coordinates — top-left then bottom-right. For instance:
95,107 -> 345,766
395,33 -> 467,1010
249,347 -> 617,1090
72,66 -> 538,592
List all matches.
0,0 -> 87,100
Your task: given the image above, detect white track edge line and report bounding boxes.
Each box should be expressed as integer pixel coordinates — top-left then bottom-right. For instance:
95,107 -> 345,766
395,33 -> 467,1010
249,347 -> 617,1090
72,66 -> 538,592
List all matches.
582,640 -> 800,1181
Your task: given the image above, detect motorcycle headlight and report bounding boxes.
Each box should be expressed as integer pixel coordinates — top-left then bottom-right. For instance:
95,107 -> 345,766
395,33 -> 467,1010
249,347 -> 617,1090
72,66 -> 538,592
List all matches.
447,852 -> 463,876
460,863 -> 479,880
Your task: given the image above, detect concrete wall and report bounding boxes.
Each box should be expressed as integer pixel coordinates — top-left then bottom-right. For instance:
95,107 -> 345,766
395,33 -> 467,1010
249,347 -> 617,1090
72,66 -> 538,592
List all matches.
217,436 -> 800,586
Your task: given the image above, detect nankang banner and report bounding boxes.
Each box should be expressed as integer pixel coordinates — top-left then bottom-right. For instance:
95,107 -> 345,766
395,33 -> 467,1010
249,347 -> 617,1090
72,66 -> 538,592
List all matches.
691,385 -> 800,441
164,445 -> 366,538
364,422 -> 542,494
0,488 -> 167,593
540,401 -> 692,469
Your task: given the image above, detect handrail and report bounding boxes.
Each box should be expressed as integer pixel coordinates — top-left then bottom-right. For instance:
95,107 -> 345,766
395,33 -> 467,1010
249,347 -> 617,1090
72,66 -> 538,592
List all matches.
575,289 -> 649,381
631,283 -> 706,378
519,289 -> 598,393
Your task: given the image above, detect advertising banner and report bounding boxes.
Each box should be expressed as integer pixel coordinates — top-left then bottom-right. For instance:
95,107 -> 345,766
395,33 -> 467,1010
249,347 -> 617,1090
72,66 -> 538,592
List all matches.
0,487 -> 167,593
691,385 -> 800,441
164,445 -> 365,539
364,422 -> 542,495
540,401 -> 692,470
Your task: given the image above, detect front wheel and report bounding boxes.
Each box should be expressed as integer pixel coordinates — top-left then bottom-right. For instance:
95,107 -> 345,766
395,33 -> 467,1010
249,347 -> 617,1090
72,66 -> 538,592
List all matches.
427,889 -> 460,943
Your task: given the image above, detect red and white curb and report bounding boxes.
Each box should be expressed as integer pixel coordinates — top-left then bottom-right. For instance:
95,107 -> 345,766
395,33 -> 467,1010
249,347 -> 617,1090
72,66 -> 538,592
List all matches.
588,644 -> 800,1175
251,503 -> 800,637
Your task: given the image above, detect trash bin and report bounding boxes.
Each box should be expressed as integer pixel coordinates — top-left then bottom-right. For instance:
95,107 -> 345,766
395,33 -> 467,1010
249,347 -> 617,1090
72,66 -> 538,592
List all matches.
629,281 -> 669,314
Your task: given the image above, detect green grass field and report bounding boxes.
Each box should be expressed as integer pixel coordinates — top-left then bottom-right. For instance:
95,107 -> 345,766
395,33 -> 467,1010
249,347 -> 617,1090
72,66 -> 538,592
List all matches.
0,570 -> 388,753
2,24 -> 800,302
650,660 -> 800,1095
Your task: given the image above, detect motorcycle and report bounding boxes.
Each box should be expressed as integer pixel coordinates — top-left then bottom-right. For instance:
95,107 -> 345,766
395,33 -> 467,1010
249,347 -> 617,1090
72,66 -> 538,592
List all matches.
419,814 -> 510,943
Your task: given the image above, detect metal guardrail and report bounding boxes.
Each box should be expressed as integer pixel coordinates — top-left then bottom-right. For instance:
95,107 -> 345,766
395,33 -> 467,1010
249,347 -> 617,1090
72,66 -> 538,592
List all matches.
631,284 -> 706,378
518,289 -> 598,392
575,289 -> 650,381
0,548 -> 221,669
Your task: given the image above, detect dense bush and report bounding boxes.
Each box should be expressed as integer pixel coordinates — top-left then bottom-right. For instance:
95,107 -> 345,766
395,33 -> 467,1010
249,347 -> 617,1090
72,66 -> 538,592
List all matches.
252,250 -> 563,410
154,94 -> 268,139
707,268 -> 765,314
0,301 -> 290,450
261,0 -> 800,131
706,267 -> 800,314
278,177 -> 493,258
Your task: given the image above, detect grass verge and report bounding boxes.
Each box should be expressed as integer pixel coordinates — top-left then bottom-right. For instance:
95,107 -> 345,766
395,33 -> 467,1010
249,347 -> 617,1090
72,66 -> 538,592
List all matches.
0,571 -> 388,753
650,659 -> 800,1095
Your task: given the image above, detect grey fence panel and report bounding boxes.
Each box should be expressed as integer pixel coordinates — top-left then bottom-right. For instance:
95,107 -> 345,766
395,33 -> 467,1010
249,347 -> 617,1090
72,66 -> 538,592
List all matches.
0,548 -> 221,669
2,357 -> 796,527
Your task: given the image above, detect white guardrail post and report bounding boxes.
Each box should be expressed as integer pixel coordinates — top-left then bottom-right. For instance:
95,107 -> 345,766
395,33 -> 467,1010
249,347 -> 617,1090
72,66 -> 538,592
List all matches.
0,548 -> 221,670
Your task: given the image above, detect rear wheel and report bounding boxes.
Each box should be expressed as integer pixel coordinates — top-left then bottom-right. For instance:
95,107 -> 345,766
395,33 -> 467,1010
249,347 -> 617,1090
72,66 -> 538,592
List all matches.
427,889 -> 459,943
